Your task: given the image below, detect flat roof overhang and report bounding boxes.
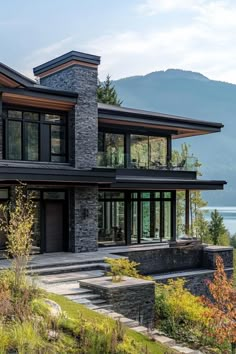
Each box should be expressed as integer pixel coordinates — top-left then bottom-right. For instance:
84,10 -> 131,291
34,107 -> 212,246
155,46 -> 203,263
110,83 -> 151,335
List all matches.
98,103 -> 223,139
0,87 -> 78,111
0,164 -> 226,191
109,178 -> 227,191
0,164 -> 115,185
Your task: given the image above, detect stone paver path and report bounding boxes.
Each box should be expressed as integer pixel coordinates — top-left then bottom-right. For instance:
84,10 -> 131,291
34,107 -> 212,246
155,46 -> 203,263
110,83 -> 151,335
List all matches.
38,270 -> 203,354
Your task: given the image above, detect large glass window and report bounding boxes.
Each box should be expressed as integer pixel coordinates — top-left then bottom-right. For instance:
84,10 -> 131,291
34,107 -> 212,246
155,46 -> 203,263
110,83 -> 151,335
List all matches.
99,191 -> 174,246
131,134 -> 167,168
51,125 -> 66,162
25,122 -> 39,160
130,135 -> 149,168
98,192 -> 125,246
4,109 -> 67,162
98,132 -> 124,168
8,121 -> 22,160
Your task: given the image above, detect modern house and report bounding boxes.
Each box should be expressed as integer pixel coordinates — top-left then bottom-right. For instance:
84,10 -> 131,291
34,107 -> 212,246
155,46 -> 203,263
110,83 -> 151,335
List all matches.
0,51 -> 226,253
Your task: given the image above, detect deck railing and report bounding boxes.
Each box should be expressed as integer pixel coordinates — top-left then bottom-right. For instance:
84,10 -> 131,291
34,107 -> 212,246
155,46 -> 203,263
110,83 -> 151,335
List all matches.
97,152 -> 197,171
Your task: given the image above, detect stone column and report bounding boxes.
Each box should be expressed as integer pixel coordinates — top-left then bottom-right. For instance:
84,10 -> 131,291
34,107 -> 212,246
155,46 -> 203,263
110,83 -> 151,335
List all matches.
33,51 -> 100,252
69,187 -> 98,253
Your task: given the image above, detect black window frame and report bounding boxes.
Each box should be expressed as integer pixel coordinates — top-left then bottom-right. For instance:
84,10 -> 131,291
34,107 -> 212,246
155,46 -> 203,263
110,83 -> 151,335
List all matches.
98,128 -> 171,169
3,106 -> 68,163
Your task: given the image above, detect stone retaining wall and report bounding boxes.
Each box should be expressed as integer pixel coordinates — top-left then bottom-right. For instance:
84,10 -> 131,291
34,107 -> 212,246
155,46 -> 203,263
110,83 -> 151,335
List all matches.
154,268 -> 234,297
80,276 -> 155,328
117,246 -> 203,275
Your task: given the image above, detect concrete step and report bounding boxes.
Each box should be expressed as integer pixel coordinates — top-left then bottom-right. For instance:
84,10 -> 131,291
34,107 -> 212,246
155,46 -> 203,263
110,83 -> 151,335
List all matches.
94,303 -> 113,310
28,258 -> 107,270
67,293 -> 100,301
91,299 -> 107,305
38,270 -> 104,284
42,286 -> 93,296
29,262 -> 109,276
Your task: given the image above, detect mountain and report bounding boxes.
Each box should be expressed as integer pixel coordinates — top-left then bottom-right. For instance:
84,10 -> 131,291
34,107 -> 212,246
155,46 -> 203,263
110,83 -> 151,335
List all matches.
113,69 -> 236,206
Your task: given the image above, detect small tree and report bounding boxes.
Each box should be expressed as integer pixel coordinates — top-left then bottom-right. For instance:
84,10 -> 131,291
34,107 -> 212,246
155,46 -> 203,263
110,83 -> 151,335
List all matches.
0,185 -> 35,290
230,234 -> 236,248
202,256 -> 236,352
209,210 -> 228,245
97,74 -> 123,106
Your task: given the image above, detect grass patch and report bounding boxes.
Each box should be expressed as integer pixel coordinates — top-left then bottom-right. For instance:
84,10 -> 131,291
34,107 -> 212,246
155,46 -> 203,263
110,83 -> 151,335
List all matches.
48,293 -> 176,354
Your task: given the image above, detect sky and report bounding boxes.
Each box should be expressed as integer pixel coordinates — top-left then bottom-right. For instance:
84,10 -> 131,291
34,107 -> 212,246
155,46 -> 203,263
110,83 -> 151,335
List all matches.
1,0 -> 236,83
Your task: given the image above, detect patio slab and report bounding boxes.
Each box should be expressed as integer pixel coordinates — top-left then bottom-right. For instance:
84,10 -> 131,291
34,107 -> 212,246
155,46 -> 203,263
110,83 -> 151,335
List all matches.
0,243 -> 169,270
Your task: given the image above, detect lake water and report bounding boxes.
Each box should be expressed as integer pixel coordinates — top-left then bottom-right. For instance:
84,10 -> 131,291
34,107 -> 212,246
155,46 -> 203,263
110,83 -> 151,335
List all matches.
201,207 -> 236,235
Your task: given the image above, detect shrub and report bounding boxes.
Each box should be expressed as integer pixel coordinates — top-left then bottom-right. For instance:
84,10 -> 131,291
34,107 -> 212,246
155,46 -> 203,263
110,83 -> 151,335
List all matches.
105,257 -> 152,282
202,256 -> 236,350
11,321 -> 45,353
155,279 -> 207,343
0,325 -> 10,354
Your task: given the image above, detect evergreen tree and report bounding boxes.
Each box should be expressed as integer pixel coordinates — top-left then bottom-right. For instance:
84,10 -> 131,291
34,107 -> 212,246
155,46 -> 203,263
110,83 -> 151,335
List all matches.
97,74 -> 122,106
208,209 -> 228,245
230,234 -> 236,248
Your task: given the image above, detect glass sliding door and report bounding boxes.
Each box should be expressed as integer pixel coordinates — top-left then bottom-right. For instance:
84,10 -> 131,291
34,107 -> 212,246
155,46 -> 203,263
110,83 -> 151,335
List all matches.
99,191 -> 174,246
163,201 -> 171,241
131,191 -> 173,244
131,200 -> 138,244
149,136 -> 167,167
97,132 -> 125,168
130,135 -> 148,168
98,192 -> 125,246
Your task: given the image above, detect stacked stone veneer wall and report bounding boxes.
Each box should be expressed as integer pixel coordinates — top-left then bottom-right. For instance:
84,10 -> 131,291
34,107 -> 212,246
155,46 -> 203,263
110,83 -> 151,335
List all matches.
80,277 -> 155,327
40,65 -> 98,169
69,186 -> 98,253
40,64 -> 98,252
117,246 -> 203,275
117,246 -> 234,297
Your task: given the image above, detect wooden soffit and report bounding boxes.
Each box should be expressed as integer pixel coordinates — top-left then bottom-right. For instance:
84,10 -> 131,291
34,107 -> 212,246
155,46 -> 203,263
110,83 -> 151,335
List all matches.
0,74 -> 23,88
98,118 -> 209,139
2,92 -> 75,111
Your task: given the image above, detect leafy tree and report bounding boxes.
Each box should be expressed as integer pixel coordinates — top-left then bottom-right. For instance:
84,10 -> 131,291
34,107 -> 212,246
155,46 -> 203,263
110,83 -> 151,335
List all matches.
208,210 -> 229,246
202,256 -> 236,352
0,185 -> 35,290
97,74 -> 122,106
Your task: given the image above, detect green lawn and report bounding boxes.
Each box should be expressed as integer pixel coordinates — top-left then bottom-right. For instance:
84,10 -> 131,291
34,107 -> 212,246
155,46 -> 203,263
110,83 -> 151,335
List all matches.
49,293 -> 176,354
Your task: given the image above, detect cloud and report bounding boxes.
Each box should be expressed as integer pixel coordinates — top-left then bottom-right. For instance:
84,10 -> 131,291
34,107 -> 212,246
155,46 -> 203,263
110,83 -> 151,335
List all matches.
20,0 -> 236,85
87,0 -> 236,84
136,0 -> 206,15
22,37 -> 75,78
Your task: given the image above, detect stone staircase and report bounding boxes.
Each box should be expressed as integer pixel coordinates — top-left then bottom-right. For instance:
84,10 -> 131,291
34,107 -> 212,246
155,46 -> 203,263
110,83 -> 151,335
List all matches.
28,259 -> 110,276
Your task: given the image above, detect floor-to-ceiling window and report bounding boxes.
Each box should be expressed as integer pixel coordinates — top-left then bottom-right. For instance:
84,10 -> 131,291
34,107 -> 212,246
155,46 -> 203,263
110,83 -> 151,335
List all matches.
130,135 -> 167,168
99,191 -> 174,246
98,132 -> 125,168
131,192 -> 172,243
97,131 -> 168,169
98,192 -> 125,246
3,109 -> 67,162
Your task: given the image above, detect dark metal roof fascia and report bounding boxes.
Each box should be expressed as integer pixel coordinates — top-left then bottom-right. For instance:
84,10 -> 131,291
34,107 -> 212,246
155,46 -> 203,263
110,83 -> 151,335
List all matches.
0,62 -> 36,87
33,50 -> 101,75
98,103 -> 224,131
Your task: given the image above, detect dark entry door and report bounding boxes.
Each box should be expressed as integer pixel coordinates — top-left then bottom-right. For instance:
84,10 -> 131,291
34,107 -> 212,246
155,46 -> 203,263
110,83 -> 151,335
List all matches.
45,201 -> 64,252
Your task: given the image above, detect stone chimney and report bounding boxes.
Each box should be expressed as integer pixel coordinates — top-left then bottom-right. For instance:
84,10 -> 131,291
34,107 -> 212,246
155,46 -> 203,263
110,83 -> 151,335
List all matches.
33,50 -> 100,169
